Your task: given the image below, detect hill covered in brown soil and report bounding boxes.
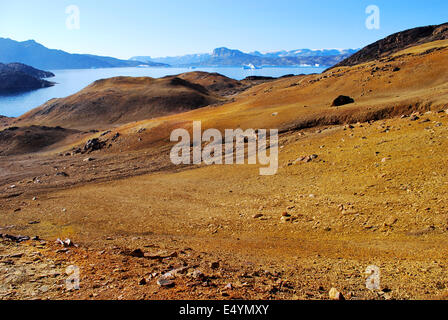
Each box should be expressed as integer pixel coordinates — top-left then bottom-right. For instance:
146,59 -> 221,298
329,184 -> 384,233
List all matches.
0,115 -> 13,129
331,22 -> 448,69
16,75 -> 228,130
103,39 -> 448,154
176,71 -> 246,95
0,125 -> 79,156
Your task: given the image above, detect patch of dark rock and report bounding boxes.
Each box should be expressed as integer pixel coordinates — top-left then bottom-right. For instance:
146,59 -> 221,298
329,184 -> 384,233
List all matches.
82,138 -> 106,153
332,95 -> 355,107
0,234 -> 30,243
243,76 -> 276,81
111,133 -> 120,141
55,172 -> 69,177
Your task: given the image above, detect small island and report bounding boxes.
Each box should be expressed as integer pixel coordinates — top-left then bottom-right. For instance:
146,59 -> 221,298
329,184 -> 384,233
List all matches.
0,62 -> 55,94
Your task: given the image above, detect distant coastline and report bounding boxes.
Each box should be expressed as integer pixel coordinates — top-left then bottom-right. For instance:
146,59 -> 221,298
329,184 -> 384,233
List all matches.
0,65 -> 325,118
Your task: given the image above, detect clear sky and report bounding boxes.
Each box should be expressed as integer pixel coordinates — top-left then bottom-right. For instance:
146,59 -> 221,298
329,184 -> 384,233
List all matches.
0,0 -> 447,59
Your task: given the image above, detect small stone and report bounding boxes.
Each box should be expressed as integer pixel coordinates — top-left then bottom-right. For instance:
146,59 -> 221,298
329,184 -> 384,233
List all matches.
157,278 -> 175,288
129,249 -> 144,258
210,261 -> 220,269
252,214 -> 263,219
384,217 -> 398,227
191,270 -> 205,279
329,288 -> 345,300
139,278 -> 147,285
56,172 -> 69,177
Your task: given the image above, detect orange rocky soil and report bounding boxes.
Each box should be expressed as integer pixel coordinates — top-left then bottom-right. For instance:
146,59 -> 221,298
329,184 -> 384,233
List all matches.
1,40 -> 448,300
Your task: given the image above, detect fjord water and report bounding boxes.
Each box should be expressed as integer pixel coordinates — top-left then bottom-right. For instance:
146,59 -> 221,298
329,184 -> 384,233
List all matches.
0,66 -> 325,118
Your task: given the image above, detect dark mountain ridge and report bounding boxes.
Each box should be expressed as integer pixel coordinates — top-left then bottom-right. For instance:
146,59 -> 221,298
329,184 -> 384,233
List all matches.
0,38 -> 169,70
330,22 -> 448,69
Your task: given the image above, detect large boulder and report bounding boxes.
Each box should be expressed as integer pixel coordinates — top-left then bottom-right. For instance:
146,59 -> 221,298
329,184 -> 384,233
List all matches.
332,95 -> 355,107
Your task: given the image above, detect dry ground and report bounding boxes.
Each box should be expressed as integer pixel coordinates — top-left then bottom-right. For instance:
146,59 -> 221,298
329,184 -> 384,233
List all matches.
2,110 -> 448,300
1,41 -> 448,300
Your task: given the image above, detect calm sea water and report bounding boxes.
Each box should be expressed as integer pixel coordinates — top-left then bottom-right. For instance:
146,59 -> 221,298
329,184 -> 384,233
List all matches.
0,66 -> 325,118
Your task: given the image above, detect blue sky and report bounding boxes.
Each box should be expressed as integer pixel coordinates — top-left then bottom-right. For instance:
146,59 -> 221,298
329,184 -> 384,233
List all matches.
0,0 -> 447,59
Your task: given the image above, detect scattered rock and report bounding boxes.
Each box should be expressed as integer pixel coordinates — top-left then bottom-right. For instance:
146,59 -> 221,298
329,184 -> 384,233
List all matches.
83,138 -> 106,153
190,270 -> 205,280
129,248 -> 145,258
384,217 -> 398,227
56,238 -> 76,247
295,154 -> 318,163
157,278 -> 175,288
329,287 -> 345,300
111,133 -> 120,141
210,261 -> 220,269
55,172 -> 69,177
144,251 -> 178,259
0,234 -> 30,243
252,213 -> 263,219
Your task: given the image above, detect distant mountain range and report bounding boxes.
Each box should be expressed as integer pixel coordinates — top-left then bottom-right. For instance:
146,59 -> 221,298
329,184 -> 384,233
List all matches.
0,62 -> 55,93
0,37 -> 358,70
0,38 -> 169,70
131,47 -> 358,67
